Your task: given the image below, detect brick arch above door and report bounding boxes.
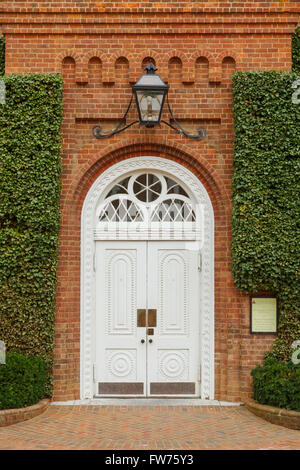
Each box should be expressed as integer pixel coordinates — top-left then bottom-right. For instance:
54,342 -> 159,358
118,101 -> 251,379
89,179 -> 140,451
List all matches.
66,138 -> 230,226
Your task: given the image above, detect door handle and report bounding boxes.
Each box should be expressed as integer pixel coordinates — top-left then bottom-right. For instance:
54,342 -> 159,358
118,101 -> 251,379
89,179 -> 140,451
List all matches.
141,339 -> 145,344
137,309 -> 146,327
149,339 -> 153,344
137,309 -> 156,328
148,309 -> 157,327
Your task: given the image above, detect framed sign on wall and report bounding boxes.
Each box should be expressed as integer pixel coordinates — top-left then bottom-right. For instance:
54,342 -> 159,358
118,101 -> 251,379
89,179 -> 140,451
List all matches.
250,296 -> 278,334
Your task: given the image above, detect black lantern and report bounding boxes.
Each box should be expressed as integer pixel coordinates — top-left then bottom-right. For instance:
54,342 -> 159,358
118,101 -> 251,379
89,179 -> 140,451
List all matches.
132,62 -> 169,128
92,62 -> 206,140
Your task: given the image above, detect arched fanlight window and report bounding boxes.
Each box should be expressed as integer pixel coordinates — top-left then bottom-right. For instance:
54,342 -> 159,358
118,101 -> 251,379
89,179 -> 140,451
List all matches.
99,199 -> 144,222
97,172 -> 196,224
151,199 -> 195,222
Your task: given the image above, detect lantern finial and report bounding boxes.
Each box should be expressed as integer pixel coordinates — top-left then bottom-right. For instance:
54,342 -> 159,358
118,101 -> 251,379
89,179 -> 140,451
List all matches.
144,61 -> 157,74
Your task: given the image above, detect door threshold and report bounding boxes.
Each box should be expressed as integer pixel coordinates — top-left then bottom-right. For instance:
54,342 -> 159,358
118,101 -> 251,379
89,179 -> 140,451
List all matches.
51,398 -> 242,407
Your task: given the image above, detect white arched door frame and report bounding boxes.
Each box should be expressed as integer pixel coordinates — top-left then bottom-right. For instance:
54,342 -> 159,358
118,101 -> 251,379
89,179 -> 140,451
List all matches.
81,156 -> 214,399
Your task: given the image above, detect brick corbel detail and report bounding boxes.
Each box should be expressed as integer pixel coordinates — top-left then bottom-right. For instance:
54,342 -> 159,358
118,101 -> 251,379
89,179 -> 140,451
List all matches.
101,53 -> 115,84
181,53 -> 194,84
57,50 -> 87,84
164,50 -> 186,84
218,51 -> 238,72
188,50 -> 213,84
213,51 -> 238,83
81,50 -> 103,84
209,61 -> 222,84
75,55 -> 88,84
57,49 -> 239,86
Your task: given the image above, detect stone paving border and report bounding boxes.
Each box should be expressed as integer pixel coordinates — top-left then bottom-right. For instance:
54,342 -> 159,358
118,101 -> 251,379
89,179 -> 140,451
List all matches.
51,398 -> 242,406
246,400 -> 300,431
0,399 -> 50,427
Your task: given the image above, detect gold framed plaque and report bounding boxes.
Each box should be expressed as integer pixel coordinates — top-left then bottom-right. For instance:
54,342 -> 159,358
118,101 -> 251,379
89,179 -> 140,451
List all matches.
250,296 -> 278,334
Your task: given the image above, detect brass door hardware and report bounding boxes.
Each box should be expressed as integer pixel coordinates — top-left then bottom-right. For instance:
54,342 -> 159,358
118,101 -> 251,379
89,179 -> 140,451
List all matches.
137,309 -> 146,327
148,309 -> 157,327
137,309 -> 157,328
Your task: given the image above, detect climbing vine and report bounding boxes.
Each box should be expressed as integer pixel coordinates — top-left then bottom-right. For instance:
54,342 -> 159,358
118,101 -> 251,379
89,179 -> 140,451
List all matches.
0,74 -> 63,395
292,26 -> 300,74
232,71 -> 300,361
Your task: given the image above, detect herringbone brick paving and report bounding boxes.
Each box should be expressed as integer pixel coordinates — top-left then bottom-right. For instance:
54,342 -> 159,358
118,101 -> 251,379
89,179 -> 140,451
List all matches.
0,405 -> 299,450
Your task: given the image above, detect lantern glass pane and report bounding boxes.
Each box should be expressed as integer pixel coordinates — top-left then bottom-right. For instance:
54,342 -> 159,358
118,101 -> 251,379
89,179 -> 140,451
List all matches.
136,91 -> 164,123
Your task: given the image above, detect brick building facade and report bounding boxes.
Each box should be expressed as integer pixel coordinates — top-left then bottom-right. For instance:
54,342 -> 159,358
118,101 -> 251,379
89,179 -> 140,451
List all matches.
0,1 -> 298,402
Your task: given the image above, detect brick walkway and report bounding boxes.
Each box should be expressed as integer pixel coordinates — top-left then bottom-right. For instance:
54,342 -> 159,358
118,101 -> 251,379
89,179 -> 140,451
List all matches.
0,405 -> 299,450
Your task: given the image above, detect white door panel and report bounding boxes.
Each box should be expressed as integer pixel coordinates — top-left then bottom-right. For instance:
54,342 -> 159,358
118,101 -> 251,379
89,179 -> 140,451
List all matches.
147,241 -> 200,396
95,241 -> 147,396
95,240 -> 200,397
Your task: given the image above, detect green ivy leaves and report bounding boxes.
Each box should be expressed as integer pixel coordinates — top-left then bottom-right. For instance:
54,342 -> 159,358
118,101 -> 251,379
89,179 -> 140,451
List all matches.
232,71 -> 300,362
292,26 -> 300,74
0,74 -> 63,396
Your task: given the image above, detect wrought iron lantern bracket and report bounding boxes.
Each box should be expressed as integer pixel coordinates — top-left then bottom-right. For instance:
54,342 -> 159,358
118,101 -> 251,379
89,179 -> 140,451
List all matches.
92,62 -> 207,141
161,94 -> 207,140
92,96 -> 139,140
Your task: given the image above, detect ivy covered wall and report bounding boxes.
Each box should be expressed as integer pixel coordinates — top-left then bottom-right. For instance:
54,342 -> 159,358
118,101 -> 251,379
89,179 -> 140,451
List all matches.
292,26 -> 300,74
232,71 -> 300,362
0,75 -> 63,395
0,37 -> 4,76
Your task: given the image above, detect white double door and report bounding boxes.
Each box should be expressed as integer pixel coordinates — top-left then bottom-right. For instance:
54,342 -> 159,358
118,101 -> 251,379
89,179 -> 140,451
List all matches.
95,240 -> 200,397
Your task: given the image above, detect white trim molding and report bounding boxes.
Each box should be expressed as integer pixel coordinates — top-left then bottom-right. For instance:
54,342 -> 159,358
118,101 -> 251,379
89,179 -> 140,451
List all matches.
81,156 -> 214,400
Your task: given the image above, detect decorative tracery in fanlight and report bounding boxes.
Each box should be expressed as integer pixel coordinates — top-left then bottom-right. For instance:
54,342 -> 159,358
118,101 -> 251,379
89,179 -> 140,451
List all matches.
97,173 -> 196,224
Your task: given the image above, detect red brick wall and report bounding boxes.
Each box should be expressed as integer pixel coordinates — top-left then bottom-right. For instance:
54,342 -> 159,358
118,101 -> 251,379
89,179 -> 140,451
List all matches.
0,1 -> 298,402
